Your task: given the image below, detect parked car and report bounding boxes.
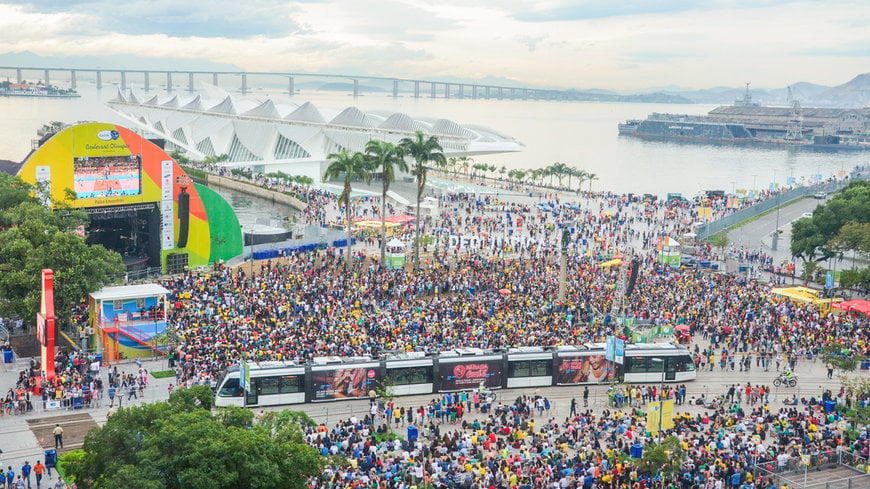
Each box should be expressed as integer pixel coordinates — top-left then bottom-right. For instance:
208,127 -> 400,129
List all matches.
814,191 -> 827,199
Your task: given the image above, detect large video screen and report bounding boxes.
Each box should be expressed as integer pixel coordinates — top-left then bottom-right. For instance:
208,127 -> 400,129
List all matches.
73,155 -> 142,199
556,355 -> 610,384
438,359 -> 503,391
312,367 -> 378,401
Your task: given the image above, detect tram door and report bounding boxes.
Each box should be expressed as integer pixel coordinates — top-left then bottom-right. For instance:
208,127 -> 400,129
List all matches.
664,357 -> 677,381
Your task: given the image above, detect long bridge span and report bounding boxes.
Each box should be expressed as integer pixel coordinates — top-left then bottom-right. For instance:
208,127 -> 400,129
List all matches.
0,65 -> 577,101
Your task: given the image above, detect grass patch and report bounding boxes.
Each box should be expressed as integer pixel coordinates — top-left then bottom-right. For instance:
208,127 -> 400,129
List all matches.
150,369 -> 176,379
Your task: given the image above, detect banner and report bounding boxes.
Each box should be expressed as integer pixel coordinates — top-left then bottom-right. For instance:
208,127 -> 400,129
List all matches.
555,355 -> 609,384
239,361 -> 250,393
615,338 -> 625,365
312,366 -> 379,400
438,359 -> 503,391
605,336 -> 615,362
647,400 -> 675,434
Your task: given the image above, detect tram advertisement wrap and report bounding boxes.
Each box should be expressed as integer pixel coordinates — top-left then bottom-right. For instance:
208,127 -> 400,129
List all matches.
439,360 -> 503,391
312,367 -> 378,400
556,355 -> 610,384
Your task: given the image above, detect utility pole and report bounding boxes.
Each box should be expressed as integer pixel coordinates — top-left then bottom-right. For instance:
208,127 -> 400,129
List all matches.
558,222 -> 573,302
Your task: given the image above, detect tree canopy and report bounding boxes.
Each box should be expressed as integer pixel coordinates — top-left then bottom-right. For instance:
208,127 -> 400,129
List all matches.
60,386 -> 322,489
0,173 -> 124,325
791,181 -> 870,262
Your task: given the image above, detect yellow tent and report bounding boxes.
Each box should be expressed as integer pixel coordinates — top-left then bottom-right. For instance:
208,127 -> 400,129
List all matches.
771,287 -> 842,305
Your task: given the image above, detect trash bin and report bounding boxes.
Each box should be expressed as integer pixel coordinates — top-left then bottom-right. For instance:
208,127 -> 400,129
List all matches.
407,425 -> 418,442
630,443 -> 643,459
3,349 -> 12,363
824,400 -> 836,413
44,449 -> 57,468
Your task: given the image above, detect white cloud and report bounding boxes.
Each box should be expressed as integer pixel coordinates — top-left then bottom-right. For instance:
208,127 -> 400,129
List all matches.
1,0 -> 870,90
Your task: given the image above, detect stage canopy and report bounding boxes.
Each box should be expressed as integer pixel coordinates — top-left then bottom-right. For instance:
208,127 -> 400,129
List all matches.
832,299 -> 870,315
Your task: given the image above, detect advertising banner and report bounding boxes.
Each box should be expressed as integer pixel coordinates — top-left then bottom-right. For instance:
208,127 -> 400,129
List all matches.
615,338 -> 625,365
312,366 -> 379,400
438,359 -> 503,391
555,355 -> 609,384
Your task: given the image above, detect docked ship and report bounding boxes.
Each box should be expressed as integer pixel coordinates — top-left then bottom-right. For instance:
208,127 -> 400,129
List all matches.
0,83 -> 80,98
619,85 -> 870,150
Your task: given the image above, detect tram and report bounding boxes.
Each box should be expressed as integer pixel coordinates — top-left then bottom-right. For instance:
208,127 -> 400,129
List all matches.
214,343 -> 695,408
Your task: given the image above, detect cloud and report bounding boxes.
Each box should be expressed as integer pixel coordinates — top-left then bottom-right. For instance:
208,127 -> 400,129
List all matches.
14,0 -> 305,38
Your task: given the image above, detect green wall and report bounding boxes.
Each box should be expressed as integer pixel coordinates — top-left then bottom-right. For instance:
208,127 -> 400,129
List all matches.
194,183 -> 243,263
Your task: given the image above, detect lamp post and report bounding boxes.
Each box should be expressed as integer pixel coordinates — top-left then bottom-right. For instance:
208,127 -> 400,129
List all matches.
558,221 -> 574,303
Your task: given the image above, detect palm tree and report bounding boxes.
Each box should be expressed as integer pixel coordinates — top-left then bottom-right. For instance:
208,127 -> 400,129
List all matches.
323,150 -> 371,270
531,168 -> 543,187
399,131 -> 446,269
499,165 -> 507,181
549,162 -> 569,188
573,169 -> 589,192
459,156 -> 473,177
586,172 -> 599,192
365,140 -> 408,267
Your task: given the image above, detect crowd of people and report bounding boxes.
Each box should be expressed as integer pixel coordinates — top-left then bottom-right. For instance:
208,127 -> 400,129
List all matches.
4,164 -> 869,488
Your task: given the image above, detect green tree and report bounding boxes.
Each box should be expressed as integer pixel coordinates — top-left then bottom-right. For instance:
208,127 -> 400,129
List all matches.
323,150 -> 371,270
400,131 -> 446,269
60,388 -> 322,489
791,181 -> 870,261
0,176 -> 124,325
637,435 -> 685,481
586,172 -> 598,192
707,232 -> 730,260
365,140 -> 408,267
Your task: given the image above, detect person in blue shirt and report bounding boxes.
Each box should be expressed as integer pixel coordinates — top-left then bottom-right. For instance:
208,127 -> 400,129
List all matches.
6,467 -> 14,489
19,463 -> 30,489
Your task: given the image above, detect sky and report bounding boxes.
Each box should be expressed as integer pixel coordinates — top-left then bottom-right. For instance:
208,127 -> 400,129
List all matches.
1,0 -> 870,91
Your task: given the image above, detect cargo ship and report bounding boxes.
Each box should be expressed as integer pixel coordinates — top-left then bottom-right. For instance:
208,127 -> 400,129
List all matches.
618,85 -> 870,150
617,114 -> 753,142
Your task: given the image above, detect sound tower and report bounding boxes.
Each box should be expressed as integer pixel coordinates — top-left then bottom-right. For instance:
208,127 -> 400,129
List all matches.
624,258 -> 641,298
167,253 -> 188,275
177,187 -> 189,249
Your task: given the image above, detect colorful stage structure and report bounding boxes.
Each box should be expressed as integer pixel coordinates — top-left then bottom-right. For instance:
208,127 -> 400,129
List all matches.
89,284 -> 170,365
36,269 -> 57,380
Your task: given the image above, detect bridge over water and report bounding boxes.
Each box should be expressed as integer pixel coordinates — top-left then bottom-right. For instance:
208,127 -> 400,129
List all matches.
0,65 -> 579,101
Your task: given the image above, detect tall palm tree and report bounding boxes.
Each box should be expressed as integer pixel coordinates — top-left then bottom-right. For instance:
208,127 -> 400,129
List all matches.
323,150 -> 371,270
586,172 -> 599,192
365,140 -> 408,267
400,131 -> 446,269
499,165 -> 507,181
548,162 -> 566,188
574,169 -> 589,192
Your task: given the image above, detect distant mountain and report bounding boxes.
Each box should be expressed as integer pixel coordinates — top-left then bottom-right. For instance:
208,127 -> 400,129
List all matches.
812,73 -> 870,108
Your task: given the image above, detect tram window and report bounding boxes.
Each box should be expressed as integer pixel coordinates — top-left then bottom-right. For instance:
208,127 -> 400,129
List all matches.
626,357 -> 663,373
676,356 -> 696,372
218,377 -> 243,397
258,377 -> 281,395
388,367 -> 433,385
509,361 -> 530,378
251,375 -> 301,395
280,375 -> 302,393
508,360 -> 552,378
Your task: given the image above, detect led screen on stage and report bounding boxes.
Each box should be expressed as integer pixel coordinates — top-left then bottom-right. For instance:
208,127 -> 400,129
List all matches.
73,155 -> 142,199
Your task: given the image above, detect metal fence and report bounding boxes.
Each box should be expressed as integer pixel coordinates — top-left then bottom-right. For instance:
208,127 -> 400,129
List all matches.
696,177 -> 858,240
754,450 -> 869,489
